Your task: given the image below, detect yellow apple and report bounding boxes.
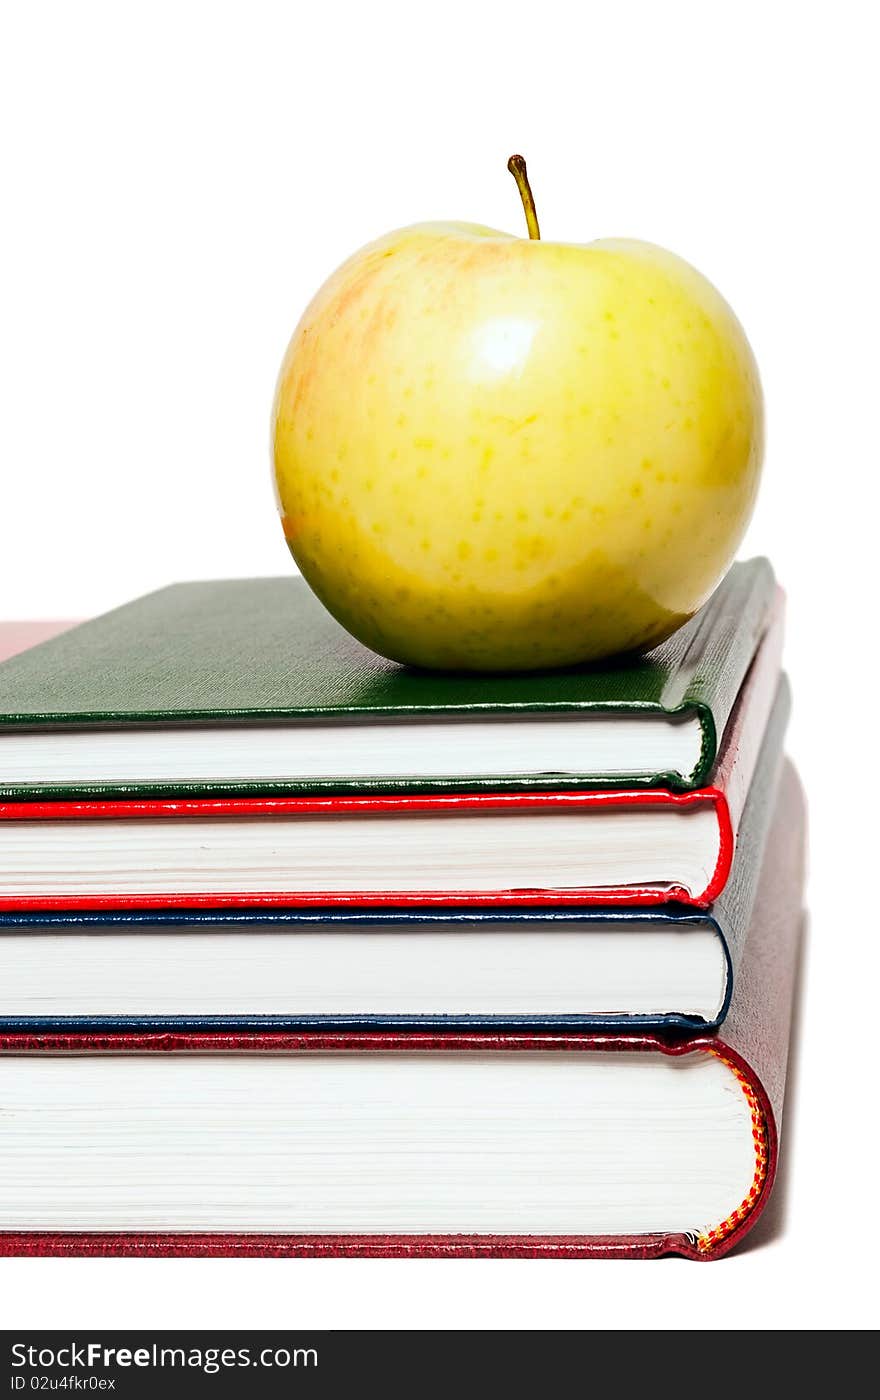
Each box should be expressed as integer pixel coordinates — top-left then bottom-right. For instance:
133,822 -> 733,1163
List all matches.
272,157 -> 763,671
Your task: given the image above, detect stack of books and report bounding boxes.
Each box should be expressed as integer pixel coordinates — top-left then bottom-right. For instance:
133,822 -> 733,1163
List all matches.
0,558 -> 804,1259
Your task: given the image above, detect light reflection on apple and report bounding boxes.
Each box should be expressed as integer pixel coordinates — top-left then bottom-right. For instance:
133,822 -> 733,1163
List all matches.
471,318 -> 537,379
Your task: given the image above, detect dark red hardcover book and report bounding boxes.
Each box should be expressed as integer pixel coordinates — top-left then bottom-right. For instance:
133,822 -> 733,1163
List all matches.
0,763 -> 805,1260
0,623 -> 784,912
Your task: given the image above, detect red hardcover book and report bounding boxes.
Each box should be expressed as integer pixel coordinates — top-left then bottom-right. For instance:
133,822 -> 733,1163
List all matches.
0,762 -> 805,1260
0,616 -> 785,912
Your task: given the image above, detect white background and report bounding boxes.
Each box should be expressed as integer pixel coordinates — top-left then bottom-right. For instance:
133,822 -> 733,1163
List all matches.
0,0 -> 876,1330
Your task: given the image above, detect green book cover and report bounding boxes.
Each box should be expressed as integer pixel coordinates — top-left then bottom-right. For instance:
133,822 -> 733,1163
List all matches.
0,559 -> 775,798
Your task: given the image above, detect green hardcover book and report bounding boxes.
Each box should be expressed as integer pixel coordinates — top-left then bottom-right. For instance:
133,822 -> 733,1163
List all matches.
0,559 -> 775,799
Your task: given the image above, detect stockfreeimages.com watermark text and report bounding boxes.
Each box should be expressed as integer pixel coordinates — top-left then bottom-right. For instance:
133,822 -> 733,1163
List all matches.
9,1340 -> 317,1382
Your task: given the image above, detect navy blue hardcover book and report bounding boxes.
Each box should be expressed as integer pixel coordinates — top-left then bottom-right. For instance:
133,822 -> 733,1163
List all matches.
0,686 -> 787,1034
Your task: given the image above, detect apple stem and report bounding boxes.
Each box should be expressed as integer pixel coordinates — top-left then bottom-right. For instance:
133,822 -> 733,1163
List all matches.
507,155 -> 541,240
